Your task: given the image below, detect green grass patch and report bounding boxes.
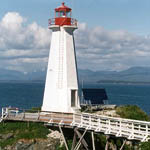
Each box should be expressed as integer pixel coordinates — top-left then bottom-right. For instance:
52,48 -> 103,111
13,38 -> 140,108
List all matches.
140,142 -> 150,150
0,122 -> 49,148
26,107 -> 41,113
116,105 -> 149,121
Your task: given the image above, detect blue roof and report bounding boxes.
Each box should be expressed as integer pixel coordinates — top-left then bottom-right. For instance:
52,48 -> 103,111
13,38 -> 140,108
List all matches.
82,88 -> 108,104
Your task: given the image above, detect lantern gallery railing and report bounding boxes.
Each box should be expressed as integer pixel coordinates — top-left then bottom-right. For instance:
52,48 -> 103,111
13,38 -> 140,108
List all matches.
1,107 -> 150,142
48,18 -> 77,27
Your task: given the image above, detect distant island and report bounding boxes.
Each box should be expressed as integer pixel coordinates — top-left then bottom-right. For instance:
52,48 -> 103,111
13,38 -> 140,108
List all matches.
97,80 -> 150,85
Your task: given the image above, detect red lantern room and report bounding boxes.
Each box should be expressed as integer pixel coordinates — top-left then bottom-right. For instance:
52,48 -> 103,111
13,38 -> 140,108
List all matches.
49,2 -> 77,27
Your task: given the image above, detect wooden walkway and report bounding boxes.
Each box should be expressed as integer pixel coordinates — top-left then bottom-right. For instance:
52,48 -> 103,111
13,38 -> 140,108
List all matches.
1,107 -> 150,142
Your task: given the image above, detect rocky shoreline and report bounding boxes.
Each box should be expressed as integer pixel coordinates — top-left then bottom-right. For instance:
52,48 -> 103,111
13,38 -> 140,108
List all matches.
0,129 -> 64,150
1,105 -> 150,150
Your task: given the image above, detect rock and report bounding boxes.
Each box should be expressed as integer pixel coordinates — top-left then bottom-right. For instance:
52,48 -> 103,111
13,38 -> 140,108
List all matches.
47,130 -> 64,146
1,129 -> 64,150
2,133 -> 14,140
15,141 -> 34,150
47,130 -> 61,139
3,137 -> 62,150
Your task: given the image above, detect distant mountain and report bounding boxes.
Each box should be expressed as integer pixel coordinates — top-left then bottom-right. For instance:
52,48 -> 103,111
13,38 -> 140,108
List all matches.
0,69 -> 46,81
0,66 -> 150,83
79,67 -> 150,83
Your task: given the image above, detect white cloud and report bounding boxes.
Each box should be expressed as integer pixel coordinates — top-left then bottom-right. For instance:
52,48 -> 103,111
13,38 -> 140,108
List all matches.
0,12 -> 150,72
75,24 -> 150,71
0,12 -> 50,72
1,12 -> 24,30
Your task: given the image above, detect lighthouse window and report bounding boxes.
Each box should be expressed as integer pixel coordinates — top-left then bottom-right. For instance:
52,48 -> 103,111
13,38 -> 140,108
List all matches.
66,12 -> 71,18
60,11 -> 65,17
56,12 -> 59,17
71,90 -> 77,107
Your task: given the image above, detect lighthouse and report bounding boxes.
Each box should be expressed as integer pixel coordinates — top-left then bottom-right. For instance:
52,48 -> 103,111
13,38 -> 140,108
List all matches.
42,3 -> 80,113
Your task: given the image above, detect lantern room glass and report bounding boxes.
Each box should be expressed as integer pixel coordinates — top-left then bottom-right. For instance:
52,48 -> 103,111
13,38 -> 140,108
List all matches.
55,12 -> 59,17
66,12 -> 71,18
60,11 -> 65,17
55,11 -> 71,18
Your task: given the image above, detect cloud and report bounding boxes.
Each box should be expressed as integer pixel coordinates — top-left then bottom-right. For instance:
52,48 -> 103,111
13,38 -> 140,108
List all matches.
0,12 -> 50,72
75,23 -> 150,71
0,12 -> 150,72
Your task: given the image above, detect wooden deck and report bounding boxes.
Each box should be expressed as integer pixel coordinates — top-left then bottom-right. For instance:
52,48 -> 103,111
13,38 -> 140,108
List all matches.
1,107 -> 150,142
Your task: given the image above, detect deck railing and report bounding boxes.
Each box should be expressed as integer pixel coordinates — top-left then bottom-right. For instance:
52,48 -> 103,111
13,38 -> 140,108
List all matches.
1,107 -> 150,142
48,18 -> 77,27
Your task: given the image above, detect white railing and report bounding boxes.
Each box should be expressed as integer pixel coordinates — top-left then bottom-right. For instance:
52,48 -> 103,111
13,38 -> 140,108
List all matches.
48,18 -> 77,27
1,107 -> 150,142
72,113 -> 150,142
48,18 -> 55,26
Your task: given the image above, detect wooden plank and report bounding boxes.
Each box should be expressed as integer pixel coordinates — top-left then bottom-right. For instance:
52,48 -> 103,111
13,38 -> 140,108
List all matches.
71,129 -> 77,150
59,125 -> 69,150
75,129 -> 89,150
74,129 -> 87,150
91,132 -> 95,150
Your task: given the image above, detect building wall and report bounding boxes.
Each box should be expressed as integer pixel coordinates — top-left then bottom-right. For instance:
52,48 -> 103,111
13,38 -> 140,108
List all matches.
42,26 -> 80,113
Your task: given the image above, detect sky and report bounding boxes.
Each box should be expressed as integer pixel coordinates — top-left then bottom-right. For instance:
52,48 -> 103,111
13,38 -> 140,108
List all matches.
0,0 -> 150,72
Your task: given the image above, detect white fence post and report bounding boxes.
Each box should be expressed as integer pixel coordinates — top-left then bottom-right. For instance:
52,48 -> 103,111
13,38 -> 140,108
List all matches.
81,114 -> 83,127
146,124 -> 148,136
119,121 -> 122,136
98,117 -> 101,131
1,108 -> 4,119
89,115 -> 91,129
108,119 -> 111,134
73,113 -> 75,125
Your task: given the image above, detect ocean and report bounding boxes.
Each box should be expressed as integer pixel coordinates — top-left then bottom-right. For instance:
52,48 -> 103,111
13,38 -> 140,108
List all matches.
0,82 -> 150,114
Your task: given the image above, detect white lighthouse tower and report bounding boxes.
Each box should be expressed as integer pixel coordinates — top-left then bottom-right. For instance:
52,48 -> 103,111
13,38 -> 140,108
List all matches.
42,2 -> 80,113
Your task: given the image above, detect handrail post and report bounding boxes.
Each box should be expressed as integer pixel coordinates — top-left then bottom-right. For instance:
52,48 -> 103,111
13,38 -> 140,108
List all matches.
119,121 -> 122,136
37,110 -> 40,120
23,109 -> 25,119
108,119 -> 111,134
146,124 -> 148,136
73,113 -> 75,124
1,108 -> 4,119
98,117 -> 101,131
81,114 -> 83,127
132,123 -> 134,137
6,107 -> 9,118
89,115 -> 91,128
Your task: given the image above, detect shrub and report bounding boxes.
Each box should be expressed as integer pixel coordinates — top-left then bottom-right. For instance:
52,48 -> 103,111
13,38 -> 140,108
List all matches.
140,142 -> 150,150
116,105 -> 149,121
0,122 -> 49,148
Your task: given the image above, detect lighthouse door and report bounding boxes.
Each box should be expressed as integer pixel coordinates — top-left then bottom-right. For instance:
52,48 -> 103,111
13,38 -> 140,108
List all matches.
71,90 -> 77,107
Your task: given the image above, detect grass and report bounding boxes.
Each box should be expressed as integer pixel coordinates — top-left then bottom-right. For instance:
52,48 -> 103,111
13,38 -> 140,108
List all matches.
26,107 -> 41,113
116,105 -> 149,121
140,142 -> 150,150
0,122 -> 49,148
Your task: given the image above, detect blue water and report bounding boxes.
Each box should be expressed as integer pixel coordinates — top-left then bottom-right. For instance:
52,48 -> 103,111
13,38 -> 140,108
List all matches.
0,82 -> 150,114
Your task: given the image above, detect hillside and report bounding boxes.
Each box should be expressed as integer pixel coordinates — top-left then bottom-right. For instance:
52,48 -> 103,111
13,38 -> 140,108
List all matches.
1,66 -> 150,83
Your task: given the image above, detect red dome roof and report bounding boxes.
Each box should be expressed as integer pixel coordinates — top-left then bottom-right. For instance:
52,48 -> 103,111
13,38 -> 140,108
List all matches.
55,2 -> 72,12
